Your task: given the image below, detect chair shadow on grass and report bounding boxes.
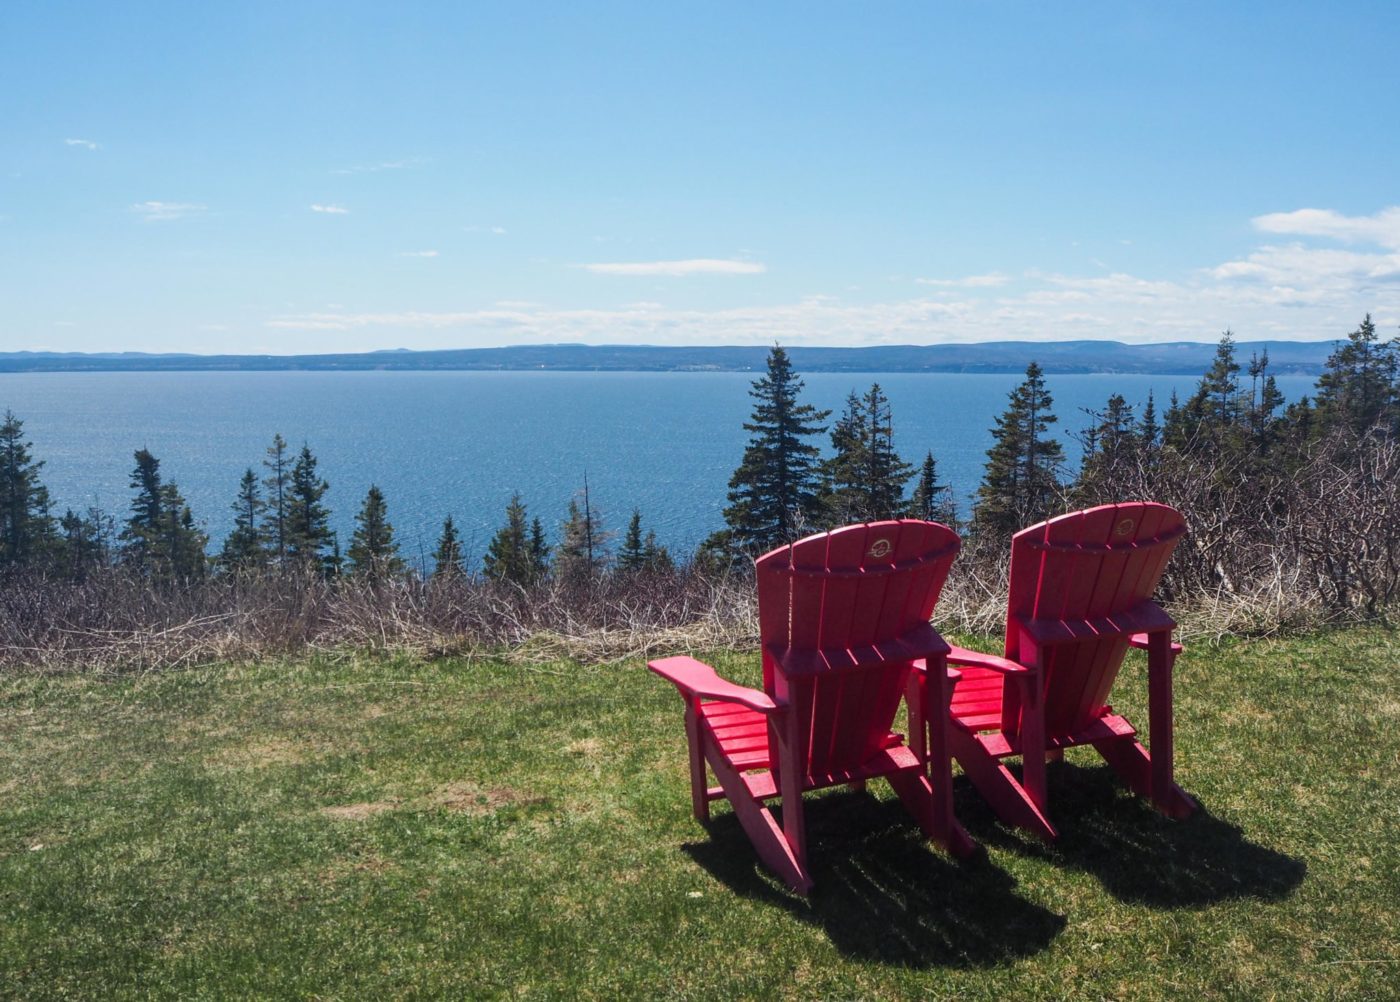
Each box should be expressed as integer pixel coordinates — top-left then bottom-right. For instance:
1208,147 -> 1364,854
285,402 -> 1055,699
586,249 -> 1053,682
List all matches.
954,761 -> 1308,909
683,790 -> 1067,969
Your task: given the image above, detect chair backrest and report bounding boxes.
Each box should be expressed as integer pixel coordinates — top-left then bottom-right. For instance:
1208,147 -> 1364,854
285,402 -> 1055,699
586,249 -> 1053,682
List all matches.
755,520 -> 960,780
1005,501 -> 1186,735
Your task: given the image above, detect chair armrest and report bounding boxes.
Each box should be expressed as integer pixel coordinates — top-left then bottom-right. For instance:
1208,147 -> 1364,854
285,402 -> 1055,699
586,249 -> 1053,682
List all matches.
647,655 -> 780,713
1128,632 -> 1184,655
946,645 -> 1031,675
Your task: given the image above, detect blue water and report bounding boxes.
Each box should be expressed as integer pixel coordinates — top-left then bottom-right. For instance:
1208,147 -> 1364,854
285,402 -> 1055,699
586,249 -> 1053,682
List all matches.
0,370 -> 1316,568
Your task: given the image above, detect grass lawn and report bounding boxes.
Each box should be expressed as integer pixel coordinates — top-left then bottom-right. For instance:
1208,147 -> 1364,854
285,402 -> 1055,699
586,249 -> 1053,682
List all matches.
2,627 -> 1398,999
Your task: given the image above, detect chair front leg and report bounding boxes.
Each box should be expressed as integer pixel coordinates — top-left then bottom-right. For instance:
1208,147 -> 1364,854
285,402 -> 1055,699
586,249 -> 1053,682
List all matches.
683,697 -> 709,822
1016,664 -> 1047,814
774,707 -> 807,867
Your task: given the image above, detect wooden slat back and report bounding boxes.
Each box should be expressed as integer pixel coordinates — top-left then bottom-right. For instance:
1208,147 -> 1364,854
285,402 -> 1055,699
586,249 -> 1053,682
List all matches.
1004,502 -> 1186,735
755,520 -> 959,777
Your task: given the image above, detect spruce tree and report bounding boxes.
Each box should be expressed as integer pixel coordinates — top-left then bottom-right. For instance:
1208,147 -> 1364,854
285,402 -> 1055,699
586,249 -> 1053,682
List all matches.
972,362 -> 1065,538
1138,390 -> 1160,449
556,484 -> 610,581
119,450 -> 205,578
433,515 -> 465,579
907,451 -> 957,526
1314,314 -> 1399,437
483,493 -> 533,585
618,509 -> 648,572
1166,332 -> 1243,450
821,383 -> 914,524
261,434 -> 292,563
1078,393 -> 1136,489
719,345 -> 830,554
347,484 -> 404,581
528,517 -> 550,580
59,507 -> 111,579
0,410 -> 56,568
285,444 -> 334,573
220,468 -> 265,570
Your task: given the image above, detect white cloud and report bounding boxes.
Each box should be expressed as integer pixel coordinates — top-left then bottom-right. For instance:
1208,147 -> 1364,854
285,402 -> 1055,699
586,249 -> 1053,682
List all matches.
398,250 -> 439,258
131,201 -> 206,222
310,203 -> 349,215
915,272 -> 1010,288
64,138 -> 100,150
260,207 -> 1400,348
464,224 -> 507,235
582,258 -> 766,277
1253,206 -> 1400,249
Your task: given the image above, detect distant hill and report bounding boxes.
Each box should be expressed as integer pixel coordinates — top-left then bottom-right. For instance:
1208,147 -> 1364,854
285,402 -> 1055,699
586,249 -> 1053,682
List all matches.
0,340 -> 1338,375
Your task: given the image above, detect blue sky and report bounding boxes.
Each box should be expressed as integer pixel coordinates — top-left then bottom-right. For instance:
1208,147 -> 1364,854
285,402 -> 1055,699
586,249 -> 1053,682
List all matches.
3,1 -> 1399,354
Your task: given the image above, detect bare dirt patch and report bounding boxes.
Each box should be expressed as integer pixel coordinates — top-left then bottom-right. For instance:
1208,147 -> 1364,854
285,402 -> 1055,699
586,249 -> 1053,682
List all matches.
566,738 -> 603,756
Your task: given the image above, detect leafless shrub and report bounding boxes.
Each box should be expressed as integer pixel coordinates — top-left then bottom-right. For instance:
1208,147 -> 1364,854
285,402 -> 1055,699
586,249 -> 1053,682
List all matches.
2,430 -> 1395,675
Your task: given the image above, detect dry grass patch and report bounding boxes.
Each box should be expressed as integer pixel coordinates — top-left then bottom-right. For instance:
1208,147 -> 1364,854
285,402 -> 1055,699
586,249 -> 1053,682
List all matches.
319,801 -> 397,821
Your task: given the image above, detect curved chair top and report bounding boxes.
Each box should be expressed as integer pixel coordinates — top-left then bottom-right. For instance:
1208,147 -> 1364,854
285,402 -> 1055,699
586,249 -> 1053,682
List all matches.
1008,501 -> 1186,626
756,519 -> 960,653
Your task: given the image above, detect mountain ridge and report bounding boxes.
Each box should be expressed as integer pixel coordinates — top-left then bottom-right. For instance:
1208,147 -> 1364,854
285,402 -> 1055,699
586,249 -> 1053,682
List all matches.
0,340 -> 1338,375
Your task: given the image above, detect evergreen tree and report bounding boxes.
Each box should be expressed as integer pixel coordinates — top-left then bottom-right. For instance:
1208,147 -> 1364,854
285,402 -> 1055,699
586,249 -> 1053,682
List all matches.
618,508 -> 648,572
1138,390 -> 1160,449
616,508 -> 672,572
906,451 -> 957,526
483,493 -> 534,585
58,507 -> 112,579
0,410 -> 56,568
285,444 -> 334,572
1166,332 -> 1243,450
220,468 -> 265,570
119,449 -> 205,578
642,529 -> 673,572
718,345 -> 830,554
556,482 -> 610,581
432,515 -> 465,579
347,484 -> 404,581
820,383 -> 915,525
1078,393 -> 1137,488
1314,314 -> 1398,437
261,433 -> 292,563
972,362 -> 1065,538
529,517 -> 550,581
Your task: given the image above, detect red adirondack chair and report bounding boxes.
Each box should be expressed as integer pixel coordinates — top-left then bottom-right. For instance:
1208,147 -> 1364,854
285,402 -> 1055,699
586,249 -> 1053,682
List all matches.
946,501 -> 1198,840
649,520 -> 975,895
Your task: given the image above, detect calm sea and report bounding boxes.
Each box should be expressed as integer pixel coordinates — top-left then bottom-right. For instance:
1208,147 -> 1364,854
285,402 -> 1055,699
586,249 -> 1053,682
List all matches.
0,371 -> 1316,567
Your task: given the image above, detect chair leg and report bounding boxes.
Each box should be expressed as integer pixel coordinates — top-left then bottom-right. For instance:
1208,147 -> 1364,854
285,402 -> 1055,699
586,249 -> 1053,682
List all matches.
914,658 -> 977,857
949,726 -> 1058,841
706,744 -> 812,894
1146,631 -> 1197,818
684,701 -> 709,823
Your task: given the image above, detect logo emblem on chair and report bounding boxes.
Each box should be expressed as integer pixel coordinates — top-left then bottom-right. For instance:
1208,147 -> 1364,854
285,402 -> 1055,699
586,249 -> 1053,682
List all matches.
1114,518 -> 1136,537
868,538 -> 892,558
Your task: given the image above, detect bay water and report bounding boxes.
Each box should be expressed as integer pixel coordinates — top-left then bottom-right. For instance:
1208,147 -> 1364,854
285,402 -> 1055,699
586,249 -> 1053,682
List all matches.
0,370 -> 1315,568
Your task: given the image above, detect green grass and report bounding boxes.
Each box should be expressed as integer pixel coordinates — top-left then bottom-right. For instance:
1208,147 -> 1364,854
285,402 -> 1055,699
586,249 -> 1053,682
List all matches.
2,629 -> 1398,999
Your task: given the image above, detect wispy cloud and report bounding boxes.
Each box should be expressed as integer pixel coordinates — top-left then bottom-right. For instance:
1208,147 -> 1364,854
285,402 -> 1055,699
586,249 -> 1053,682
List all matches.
464,224 -> 507,235
1253,206 -> 1400,249
332,158 -> 425,175
131,201 -> 206,222
310,203 -> 349,215
262,207 -> 1400,348
64,138 -> 100,150
582,258 -> 766,277
915,272 -> 1009,288
398,250 -> 439,258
